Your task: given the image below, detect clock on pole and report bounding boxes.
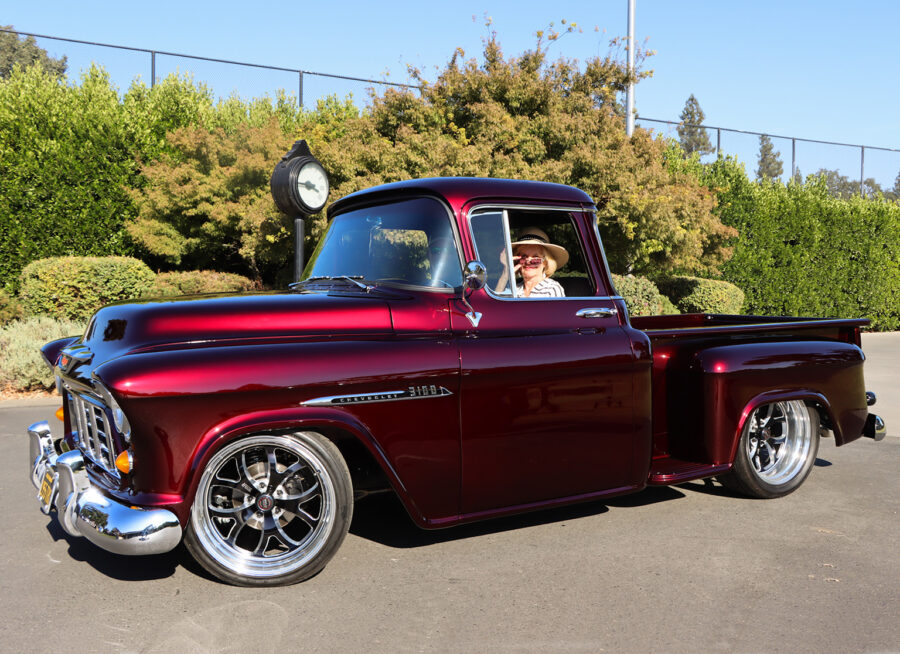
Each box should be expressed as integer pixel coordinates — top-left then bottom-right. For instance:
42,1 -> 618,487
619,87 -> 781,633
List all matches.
270,140 -> 330,282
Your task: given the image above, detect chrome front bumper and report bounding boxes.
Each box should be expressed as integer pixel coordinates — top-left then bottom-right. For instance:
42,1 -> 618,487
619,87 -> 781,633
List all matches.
28,421 -> 182,555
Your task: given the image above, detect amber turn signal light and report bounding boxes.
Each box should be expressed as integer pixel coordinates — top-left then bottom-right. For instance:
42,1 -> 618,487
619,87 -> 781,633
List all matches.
55,407 -> 65,421
115,451 -> 133,475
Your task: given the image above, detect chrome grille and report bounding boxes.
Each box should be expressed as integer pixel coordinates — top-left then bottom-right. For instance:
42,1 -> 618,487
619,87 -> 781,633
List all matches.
67,389 -> 120,477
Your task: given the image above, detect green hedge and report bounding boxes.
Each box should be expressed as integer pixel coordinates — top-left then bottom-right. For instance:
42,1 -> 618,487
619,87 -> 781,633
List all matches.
19,256 -> 155,321
611,274 -> 678,317
655,275 -> 745,314
698,158 -> 900,331
0,316 -> 85,391
148,270 -> 255,296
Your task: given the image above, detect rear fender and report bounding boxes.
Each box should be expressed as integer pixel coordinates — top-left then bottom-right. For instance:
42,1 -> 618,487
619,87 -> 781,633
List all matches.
729,390 -> 837,464
690,340 -> 867,465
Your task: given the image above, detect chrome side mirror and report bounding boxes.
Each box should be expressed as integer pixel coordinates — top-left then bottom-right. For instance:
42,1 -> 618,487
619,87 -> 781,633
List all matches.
464,261 -> 487,292
461,261 -> 486,328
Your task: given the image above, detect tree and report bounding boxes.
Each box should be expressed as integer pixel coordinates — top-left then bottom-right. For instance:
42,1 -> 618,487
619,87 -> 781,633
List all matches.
309,34 -> 735,277
755,135 -> 783,181
0,26 -> 66,78
128,120 -> 295,283
814,168 -> 882,199
886,169 -> 900,201
677,94 -> 713,156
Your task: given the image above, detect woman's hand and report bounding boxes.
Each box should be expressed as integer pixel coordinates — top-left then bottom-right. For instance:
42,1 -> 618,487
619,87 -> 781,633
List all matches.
499,249 -> 522,275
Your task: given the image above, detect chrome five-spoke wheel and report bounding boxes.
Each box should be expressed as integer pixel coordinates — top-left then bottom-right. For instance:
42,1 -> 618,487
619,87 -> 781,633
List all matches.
720,400 -> 819,499
185,432 -> 352,586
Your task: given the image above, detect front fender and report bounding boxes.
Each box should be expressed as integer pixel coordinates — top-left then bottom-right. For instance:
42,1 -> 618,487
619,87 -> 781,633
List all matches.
145,407 -> 433,529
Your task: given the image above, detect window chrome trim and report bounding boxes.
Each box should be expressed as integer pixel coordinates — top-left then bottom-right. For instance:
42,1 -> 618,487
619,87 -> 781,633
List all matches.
467,204 -> 607,302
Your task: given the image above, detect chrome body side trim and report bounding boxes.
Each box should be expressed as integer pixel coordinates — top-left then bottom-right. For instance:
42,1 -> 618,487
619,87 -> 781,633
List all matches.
302,386 -> 453,407
26,421 -> 182,555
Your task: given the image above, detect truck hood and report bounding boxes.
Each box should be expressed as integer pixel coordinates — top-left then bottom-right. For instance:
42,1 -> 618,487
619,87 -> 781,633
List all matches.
77,291 -> 394,363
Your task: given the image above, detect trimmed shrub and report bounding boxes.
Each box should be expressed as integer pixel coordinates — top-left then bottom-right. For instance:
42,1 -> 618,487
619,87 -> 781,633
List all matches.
695,157 -> 900,331
655,275 -> 745,314
0,289 -> 23,326
148,270 -> 255,297
0,316 -> 84,391
19,256 -> 156,321
611,274 -> 677,317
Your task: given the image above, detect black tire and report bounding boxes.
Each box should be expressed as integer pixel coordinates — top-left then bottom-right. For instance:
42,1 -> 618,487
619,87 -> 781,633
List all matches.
184,431 -> 353,586
718,400 -> 819,499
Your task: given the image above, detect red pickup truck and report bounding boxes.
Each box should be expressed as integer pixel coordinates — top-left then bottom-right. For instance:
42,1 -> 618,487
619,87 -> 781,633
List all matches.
27,177 -> 885,586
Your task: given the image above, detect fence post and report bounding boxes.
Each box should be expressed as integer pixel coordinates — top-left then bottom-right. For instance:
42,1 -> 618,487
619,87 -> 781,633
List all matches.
716,128 -> 721,156
298,72 -> 304,109
860,146 -> 865,197
791,138 -> 796,180
151,51 -> 156,88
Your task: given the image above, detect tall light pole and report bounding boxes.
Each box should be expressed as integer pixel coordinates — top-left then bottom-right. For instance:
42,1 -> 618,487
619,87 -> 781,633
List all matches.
625,0 -> 635,137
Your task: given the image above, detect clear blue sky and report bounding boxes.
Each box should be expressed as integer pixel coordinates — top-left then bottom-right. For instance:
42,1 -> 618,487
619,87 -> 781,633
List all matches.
4,0 -> 900,188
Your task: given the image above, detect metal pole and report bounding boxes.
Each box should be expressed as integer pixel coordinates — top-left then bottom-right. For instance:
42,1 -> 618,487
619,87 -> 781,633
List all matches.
298,72 -> 304,109
860,146 -> 865,196
151,51 -> 156,88
791,138 -> 796,180
294,217 -> 305,282
716,128 -> 721,156
625,0 -> 635,136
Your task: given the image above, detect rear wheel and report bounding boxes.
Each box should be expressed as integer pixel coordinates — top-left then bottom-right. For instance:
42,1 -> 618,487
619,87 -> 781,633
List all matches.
719,400 -> 819,499
185,432 -> 353,586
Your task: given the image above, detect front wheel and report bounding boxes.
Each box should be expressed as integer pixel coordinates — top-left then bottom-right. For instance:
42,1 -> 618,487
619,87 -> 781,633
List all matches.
185,431 -> 353,586
719,400 -> 819,499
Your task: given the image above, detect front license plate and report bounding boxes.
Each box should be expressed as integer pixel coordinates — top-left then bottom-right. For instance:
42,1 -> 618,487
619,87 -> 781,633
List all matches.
39,471 -> 55,507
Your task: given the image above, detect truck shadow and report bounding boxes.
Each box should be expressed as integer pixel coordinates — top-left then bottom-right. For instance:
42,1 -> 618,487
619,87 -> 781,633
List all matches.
44,520 -> 185,582
349,485 -> 686,549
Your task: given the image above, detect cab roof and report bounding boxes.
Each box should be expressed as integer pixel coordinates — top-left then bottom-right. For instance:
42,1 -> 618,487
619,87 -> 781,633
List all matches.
328,177 -> 595,217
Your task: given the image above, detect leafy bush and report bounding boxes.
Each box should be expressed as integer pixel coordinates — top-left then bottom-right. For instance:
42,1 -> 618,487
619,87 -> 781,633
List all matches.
148,270 -> 255,296
611,274 -> 677,317
19,256 -> 155,321
0,289 -> 22,326
0,316 -> 84,391
655,275 -> 745,314
128,121 -> 295,283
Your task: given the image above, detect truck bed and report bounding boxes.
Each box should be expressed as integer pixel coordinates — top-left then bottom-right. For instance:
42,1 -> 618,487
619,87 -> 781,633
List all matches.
630,313 -> 868,344
629,314 -> 870,484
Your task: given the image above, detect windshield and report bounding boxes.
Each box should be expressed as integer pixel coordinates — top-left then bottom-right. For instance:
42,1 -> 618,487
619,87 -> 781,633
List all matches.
304,197 -> 463,289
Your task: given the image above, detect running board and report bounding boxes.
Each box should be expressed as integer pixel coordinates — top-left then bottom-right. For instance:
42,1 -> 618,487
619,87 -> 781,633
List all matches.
648,458 -> 732,485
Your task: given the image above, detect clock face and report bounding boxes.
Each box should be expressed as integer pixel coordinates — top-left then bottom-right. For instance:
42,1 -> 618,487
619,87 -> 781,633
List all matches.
295,160 -> 329,212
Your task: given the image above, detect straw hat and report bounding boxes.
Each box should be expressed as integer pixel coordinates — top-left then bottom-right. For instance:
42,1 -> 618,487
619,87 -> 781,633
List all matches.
510,227 -> 569,270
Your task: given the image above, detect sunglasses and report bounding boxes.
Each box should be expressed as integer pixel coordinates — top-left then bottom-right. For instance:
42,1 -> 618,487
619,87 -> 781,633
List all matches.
515,256 -> 544,267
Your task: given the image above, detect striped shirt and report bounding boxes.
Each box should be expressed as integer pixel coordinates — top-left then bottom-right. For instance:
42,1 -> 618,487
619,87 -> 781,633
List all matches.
517,277 -> 565,298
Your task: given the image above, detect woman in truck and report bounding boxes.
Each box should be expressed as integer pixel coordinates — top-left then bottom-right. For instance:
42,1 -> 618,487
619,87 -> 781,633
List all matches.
495,227 -> 569,298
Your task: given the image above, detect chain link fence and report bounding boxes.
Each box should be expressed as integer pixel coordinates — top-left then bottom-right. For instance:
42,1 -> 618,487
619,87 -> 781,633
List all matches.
636,117 -> 900,196
6,28 -> 900,194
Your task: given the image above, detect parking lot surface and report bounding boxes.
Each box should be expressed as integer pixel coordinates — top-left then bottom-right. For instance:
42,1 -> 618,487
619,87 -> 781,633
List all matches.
1,335 -> 897,653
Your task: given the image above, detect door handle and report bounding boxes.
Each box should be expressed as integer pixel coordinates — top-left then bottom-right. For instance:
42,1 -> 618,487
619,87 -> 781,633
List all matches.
576,307 -> 618,319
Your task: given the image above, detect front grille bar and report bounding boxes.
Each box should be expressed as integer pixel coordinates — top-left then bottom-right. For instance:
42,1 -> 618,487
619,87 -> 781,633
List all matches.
66,389 -> 120,478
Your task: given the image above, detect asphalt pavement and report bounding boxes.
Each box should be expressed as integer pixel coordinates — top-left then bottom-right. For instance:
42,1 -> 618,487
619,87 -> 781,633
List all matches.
1,334 -> 897,654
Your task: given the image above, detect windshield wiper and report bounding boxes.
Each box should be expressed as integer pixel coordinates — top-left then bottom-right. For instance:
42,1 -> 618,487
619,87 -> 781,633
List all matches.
289,275 -> 373,292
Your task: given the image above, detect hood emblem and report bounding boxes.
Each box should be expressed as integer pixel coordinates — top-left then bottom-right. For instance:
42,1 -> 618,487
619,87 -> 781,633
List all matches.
58,345 -> 93,374
301,385 -> 453,407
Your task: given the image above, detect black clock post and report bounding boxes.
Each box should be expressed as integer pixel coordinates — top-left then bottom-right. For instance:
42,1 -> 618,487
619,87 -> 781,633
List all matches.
270,140 -> 330,283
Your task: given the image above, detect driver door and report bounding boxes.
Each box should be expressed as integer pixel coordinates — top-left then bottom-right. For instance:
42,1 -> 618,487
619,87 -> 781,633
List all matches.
453,208 -> 641,515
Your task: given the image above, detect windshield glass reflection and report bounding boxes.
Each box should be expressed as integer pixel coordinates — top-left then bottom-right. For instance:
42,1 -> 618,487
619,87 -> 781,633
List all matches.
304,197 -> 463,289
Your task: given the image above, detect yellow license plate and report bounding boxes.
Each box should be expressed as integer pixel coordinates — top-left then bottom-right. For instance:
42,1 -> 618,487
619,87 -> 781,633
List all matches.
39,471 -> 54,506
